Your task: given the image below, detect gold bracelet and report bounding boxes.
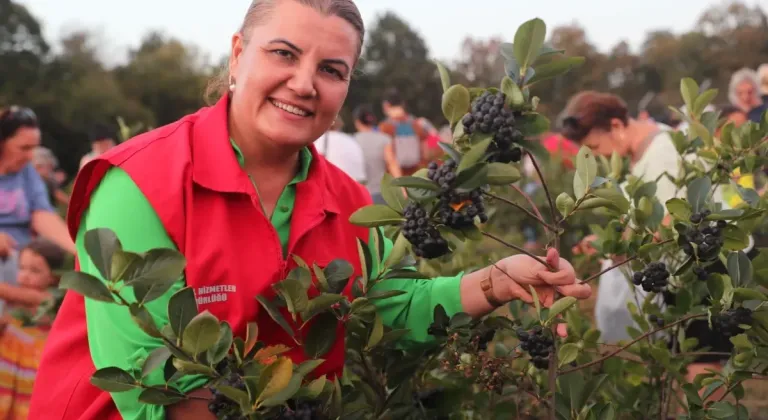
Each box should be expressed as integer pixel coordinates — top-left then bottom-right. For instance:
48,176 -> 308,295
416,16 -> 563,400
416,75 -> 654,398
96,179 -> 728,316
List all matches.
480,267 -> 504,308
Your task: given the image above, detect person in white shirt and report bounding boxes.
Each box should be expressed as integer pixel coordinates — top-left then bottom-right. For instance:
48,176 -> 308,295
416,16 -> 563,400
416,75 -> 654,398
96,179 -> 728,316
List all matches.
315,116 -> 366,184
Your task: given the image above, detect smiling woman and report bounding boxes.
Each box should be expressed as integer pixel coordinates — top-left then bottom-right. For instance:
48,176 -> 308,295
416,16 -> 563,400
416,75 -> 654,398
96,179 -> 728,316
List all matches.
29,1 -> 590,419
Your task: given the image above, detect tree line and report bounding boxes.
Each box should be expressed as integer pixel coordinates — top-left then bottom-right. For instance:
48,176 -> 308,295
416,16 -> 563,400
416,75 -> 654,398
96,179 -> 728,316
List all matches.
1,0 -> 767,176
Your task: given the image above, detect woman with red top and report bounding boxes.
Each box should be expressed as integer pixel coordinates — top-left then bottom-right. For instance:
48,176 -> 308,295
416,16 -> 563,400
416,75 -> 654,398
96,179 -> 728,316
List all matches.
29,1 -> 591,419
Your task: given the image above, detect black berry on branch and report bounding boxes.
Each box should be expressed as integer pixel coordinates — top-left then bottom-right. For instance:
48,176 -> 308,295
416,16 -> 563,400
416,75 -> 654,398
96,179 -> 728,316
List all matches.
693,266 -> 709,281
461,91 -> 524,163
631,262 -> 670,293
517,326 -> 553,369
648,314 -> 665,327
402,202 -> 450,259
427,160 -> 489,228
270,399 -> 327,420
712,307 -> 753,338
682,213 -> 725,262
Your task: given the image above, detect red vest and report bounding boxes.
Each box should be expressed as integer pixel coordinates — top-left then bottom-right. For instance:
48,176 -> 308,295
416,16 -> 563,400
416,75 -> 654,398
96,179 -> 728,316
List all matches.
29,95 -> 371,419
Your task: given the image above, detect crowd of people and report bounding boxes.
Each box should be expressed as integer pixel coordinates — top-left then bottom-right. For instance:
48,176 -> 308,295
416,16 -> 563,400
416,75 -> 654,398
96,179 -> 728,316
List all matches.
0,5 -> 766,414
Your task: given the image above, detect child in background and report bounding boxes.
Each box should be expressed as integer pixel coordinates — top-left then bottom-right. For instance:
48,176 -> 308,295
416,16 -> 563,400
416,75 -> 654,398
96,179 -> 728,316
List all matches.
0,239 -> 64,420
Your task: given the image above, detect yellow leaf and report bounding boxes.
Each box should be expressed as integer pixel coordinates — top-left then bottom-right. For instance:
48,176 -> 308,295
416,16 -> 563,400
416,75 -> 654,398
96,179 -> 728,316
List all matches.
244,322 -> 259,355
253,345 -> 292,362
256,357 -> 293,406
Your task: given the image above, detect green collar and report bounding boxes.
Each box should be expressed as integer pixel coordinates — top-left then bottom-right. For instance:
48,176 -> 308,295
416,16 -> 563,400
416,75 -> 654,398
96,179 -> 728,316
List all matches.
229,138 -> 312,185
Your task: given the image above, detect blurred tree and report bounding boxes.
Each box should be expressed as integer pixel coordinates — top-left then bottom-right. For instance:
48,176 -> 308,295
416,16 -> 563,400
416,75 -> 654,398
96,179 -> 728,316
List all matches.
0,0 -> 48,103
452,36 -> 506,89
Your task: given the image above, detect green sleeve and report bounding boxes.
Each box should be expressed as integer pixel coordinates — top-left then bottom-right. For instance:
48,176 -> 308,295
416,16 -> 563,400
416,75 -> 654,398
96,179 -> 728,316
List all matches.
368,228 -> 464,344
78,167 -> 207,420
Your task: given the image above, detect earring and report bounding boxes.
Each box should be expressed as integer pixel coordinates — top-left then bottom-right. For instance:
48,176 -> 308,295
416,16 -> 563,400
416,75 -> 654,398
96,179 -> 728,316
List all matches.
229,76 -> 236,92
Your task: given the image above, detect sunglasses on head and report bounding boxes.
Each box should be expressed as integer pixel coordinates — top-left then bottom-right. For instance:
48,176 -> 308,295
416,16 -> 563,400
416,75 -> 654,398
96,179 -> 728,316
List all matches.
0,106 -> 38,140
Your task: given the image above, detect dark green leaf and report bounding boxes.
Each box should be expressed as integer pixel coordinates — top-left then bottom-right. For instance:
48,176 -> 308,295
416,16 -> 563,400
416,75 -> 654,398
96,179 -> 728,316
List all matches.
458,138 -> 493,172
59,272 -> 114,303
275,277 -> 308,317
172,359 -> 217,376
90,367 -> 138,392
380,173 -> 407,213
390,176 -> 440,191
304,312 -> 338,358
438,142 -> 462,162
708,401 -> 737,419
348,205 -> 404,228
513,18 -> 547,72
573,146 -> 598,199
441,84 -> 471,126
686,177 -> 711,213
449,312 -> 472,329
707,274 -> 725,302
110,250 -> 142,283
125,248 -> 186,287
454,164 -> 488,193
256,296 -> 295,340
142,347 -> 172,378
501,76 -> 524,107
366,313 -> 384,350
433,304 -> 449,329
486,163 -> 521,185
303,294 -> 345,322
130,304 -> 163,338
434,60 -> 451,93
526,57 -> 585,86
168,287 -> 198,339
324,259 -> 354,294
727,251 -> 753,287
181,310 -> 221,356
519,113 -> 550,136
84,228 -> 121,281
138,387 -> 185,405
206,322 -> 233,366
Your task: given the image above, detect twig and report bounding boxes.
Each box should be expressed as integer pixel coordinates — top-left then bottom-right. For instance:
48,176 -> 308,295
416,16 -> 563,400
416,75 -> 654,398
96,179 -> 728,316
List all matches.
482,231 -> 552,269
483,191 -> 557,232
559,313 -> 706,375
510,184 -> 546,223
578,240 -> 674,284
526,151 -> 559,228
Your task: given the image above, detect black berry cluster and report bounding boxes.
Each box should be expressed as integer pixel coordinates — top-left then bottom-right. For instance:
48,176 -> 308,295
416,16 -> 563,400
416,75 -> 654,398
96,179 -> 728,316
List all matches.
681,212 -> 726,262
427,160 -> 488,228
461,91 -> 524,163
517,326 -> 553,369
712,307 -> 753,338
209,357 -> 248,420
693,266 -> 709,281
402,202 -> 450,259
631,262 -> 670,293
271,400 -> 326,420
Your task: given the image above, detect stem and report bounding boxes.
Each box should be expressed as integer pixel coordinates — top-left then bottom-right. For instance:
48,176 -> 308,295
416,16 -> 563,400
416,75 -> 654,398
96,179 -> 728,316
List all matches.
360,351 -> 387,412
483,191 -> 557,232
559,313 -> 706,375
510,184 -> 546,223
110,288 -> 131,307
578,240 -> 674,284
526,151 -> 560,250
482,231 -> 552,269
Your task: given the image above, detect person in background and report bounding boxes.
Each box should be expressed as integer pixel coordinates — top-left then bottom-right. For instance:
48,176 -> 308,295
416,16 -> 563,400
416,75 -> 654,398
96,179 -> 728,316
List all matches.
379,88 -> 433,177
748,64 -> 768,123
352,105 -> 390,204
79,125 -> 117,171
33,147 -> 70,208
0,239 -> 64,419
728,68 -> 762,116
716,105 -> 755,208
315,115 -> 366,183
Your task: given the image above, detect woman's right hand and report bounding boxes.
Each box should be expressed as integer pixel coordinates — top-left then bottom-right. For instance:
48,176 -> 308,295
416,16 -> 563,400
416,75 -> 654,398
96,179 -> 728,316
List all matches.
0,233 -> 16,258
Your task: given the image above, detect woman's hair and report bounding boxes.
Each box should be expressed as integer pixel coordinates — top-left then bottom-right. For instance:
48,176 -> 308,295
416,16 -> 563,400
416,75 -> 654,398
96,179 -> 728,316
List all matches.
0,106 -> 39,144
205,0 -> 365,103
353,104 -> 378,127
22,239 -> 66,273
719,104 -> 746,120
560,91 -> 629,143
728,67 -> 760,107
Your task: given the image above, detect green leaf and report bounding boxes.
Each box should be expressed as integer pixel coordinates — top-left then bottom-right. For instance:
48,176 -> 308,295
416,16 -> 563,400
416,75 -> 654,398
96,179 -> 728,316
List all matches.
324,259 -> 353,294
513,18 -> 547,72
84,228 -> 121,281
501,76 -> 524,107
708,402 -> 738,419
206,322 -> 233,366
454,163 -> 488,192
304,312 -> 338,358
666,198 -> 692,222
434,60 -> 451,93
722,225 -> 749,251
390,176 -> 441,191
90,367 -> 138,392
458,138 -> 493,172
733,287 -> 767,302
689,120 -> 713,146
173,359 -> 217,376
142,346 -> 172,378
256,357 -> 294,405
302,294 -> 345,322
556,193 -> 575,217
138,387 -> 185,405
526,57 -> 585,86
181,310 -> 221,357
125,248 -> 186,287
707,274 -> 725,302
168,287 -> 198,340
275,277 -> 308,317
733,181 -> 760,207
694,88 -> 718,115
592,188 -> 630,213
256,296 -> 296,341
383,233 -> 408,270
557,343 -> 579,367
348,204 -> 404,228
130,304 -> 163,338
110,250 -> 142,283
441,84 -> 471,126
366,313 -> 384,350
438,142 -> 462,163
259,372 -> 305,408
727,251 -> 753,287
680,78 -> 699,114
380,173 -> 408,214
573,146 -> 598,199
547,297 -> 577,321
449,312 -> 472,328
59,272 -> 114,303
686,177 -> 711,213
730,333 -> 752,351
365,289 -> 407,300
486,163 -> 521,185
519,113 -> 550,135
529,286 -> 541,320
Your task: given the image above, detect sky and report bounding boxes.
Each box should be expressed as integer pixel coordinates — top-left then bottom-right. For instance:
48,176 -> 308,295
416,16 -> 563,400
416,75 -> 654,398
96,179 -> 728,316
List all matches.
18,0 -> 768,67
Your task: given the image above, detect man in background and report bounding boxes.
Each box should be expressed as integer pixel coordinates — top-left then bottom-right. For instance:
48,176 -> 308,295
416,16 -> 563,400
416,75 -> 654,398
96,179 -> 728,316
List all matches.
79,124 -> 116,170
315,116 -> 366,184
352,105 -> 391,204
378,89 -> 438,177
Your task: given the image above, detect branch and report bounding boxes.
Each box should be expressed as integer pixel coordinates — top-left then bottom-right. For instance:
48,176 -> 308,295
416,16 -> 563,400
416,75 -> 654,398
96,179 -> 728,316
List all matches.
483,191 -> 557,232
559,313 -> 706,375
482,231 -> 552,269
578,240 -> 674,284
510,184 -> 546,222
526,151 -> 559,247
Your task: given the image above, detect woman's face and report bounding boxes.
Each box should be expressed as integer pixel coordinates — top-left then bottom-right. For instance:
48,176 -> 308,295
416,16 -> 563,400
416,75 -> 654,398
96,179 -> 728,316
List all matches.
229,0 -> 359,150
1,127 -> 40,173
736,80 -> 757,110
18,249 -> 54,291
579,119 -> 629,158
